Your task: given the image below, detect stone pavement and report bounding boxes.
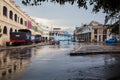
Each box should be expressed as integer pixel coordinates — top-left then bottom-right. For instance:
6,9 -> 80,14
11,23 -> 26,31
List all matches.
70,44 -> 120,56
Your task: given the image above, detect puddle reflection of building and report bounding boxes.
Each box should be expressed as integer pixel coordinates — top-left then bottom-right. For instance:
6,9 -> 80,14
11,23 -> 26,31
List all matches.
0,48 -> 33,80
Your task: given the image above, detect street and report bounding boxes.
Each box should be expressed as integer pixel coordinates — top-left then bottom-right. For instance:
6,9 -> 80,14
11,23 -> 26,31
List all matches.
0,41 -> 120,80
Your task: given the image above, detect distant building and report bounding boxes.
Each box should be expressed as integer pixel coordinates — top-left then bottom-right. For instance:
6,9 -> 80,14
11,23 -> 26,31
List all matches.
74,21 -> 110,42
39,25 -> 49,42
49,27 -> 72,41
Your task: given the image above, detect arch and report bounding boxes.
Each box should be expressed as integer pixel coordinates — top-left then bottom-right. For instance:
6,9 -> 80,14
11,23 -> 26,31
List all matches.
14,14 -> 17,22
15,29 -> 17,32
3,26 -> 7,34
3,6 -> 7,16
20,18 -> 23,24
10,28 -> 13,33
9,10 -> 13,19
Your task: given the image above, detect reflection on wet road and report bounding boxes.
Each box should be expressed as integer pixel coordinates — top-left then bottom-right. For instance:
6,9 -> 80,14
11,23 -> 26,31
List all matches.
0,42 -> 120,80
0,47 -> 34,80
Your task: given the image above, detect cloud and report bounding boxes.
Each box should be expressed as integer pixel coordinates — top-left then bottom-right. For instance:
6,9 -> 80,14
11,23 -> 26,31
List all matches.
31,16 -> 74,34
31,16 -> 54,26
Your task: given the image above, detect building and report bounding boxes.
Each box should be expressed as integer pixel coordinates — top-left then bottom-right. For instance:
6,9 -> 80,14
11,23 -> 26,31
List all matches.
40,25 -> 49,42
74,24 -> 92,42
107,20 -> 120,40
49,27 -> 72,41
0,0 -> 43,46
90,21 -> 110,42
74,21 -> 110,42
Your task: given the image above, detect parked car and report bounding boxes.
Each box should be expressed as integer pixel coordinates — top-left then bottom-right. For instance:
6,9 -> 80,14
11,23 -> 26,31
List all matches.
105,38 -> 117,43
50,39 -> 60,45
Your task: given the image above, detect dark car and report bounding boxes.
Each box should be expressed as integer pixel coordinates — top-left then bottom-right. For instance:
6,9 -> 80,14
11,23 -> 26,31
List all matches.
105,38 -> 117,43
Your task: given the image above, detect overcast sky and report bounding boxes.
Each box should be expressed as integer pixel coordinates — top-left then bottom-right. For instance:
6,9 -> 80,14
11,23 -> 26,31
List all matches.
14,0 -> 106,33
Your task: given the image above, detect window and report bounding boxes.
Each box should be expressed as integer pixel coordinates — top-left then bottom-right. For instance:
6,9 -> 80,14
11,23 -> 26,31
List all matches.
103,29 -> 107,34
3,6 -> 7,17
103,35 -> 107,41
55,33 -> 57,35
9,10 -> 13,20
99,35 -> 101,41
94,29 -> 98,34
14,14 -> 17,22
52,33 -> 54,36
15,29 -> 17,32
25,21 -> 27,26
18,17 -> 19,23
95,35 -> 97,39
10,28 -> 13,33
20,18 -> 23,24
3,26 -> 7,34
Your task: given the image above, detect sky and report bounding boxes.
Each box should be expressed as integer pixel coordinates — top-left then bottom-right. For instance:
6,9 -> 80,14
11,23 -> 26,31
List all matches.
13,0 -> 106,33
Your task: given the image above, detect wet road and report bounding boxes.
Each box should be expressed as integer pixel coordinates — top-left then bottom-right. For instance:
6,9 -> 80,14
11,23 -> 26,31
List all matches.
0,42 -> 120,80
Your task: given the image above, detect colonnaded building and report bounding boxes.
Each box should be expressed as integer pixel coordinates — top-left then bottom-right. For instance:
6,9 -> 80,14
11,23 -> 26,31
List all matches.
0,0 -> 43,46
74,21 -> 110,42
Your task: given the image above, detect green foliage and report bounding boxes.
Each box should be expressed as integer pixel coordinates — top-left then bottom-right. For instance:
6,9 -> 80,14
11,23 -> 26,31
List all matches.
111,25 -> 119,34
22,0 -> 120,13
110,21 -> 119,34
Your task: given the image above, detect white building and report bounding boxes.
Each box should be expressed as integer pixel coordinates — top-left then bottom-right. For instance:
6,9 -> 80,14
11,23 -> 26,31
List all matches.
40,25 -> 49,41
0,0 -> 43,46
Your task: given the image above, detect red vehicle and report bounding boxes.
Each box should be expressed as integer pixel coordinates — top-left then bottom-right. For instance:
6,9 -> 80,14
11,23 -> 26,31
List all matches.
50,39 -> 60,45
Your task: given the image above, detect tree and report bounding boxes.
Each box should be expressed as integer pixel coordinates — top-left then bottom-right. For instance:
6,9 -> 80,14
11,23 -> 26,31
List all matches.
22,0 -> 120,25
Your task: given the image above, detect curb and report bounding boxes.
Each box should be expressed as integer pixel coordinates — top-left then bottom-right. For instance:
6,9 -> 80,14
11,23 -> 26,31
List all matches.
70,50 -> 120,56
70,44 -> 120,56
0,42 -> 48,51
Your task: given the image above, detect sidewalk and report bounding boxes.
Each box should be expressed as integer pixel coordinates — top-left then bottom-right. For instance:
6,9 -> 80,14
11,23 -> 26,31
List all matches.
70,44 -> 120,56
0,42 -> 48,51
